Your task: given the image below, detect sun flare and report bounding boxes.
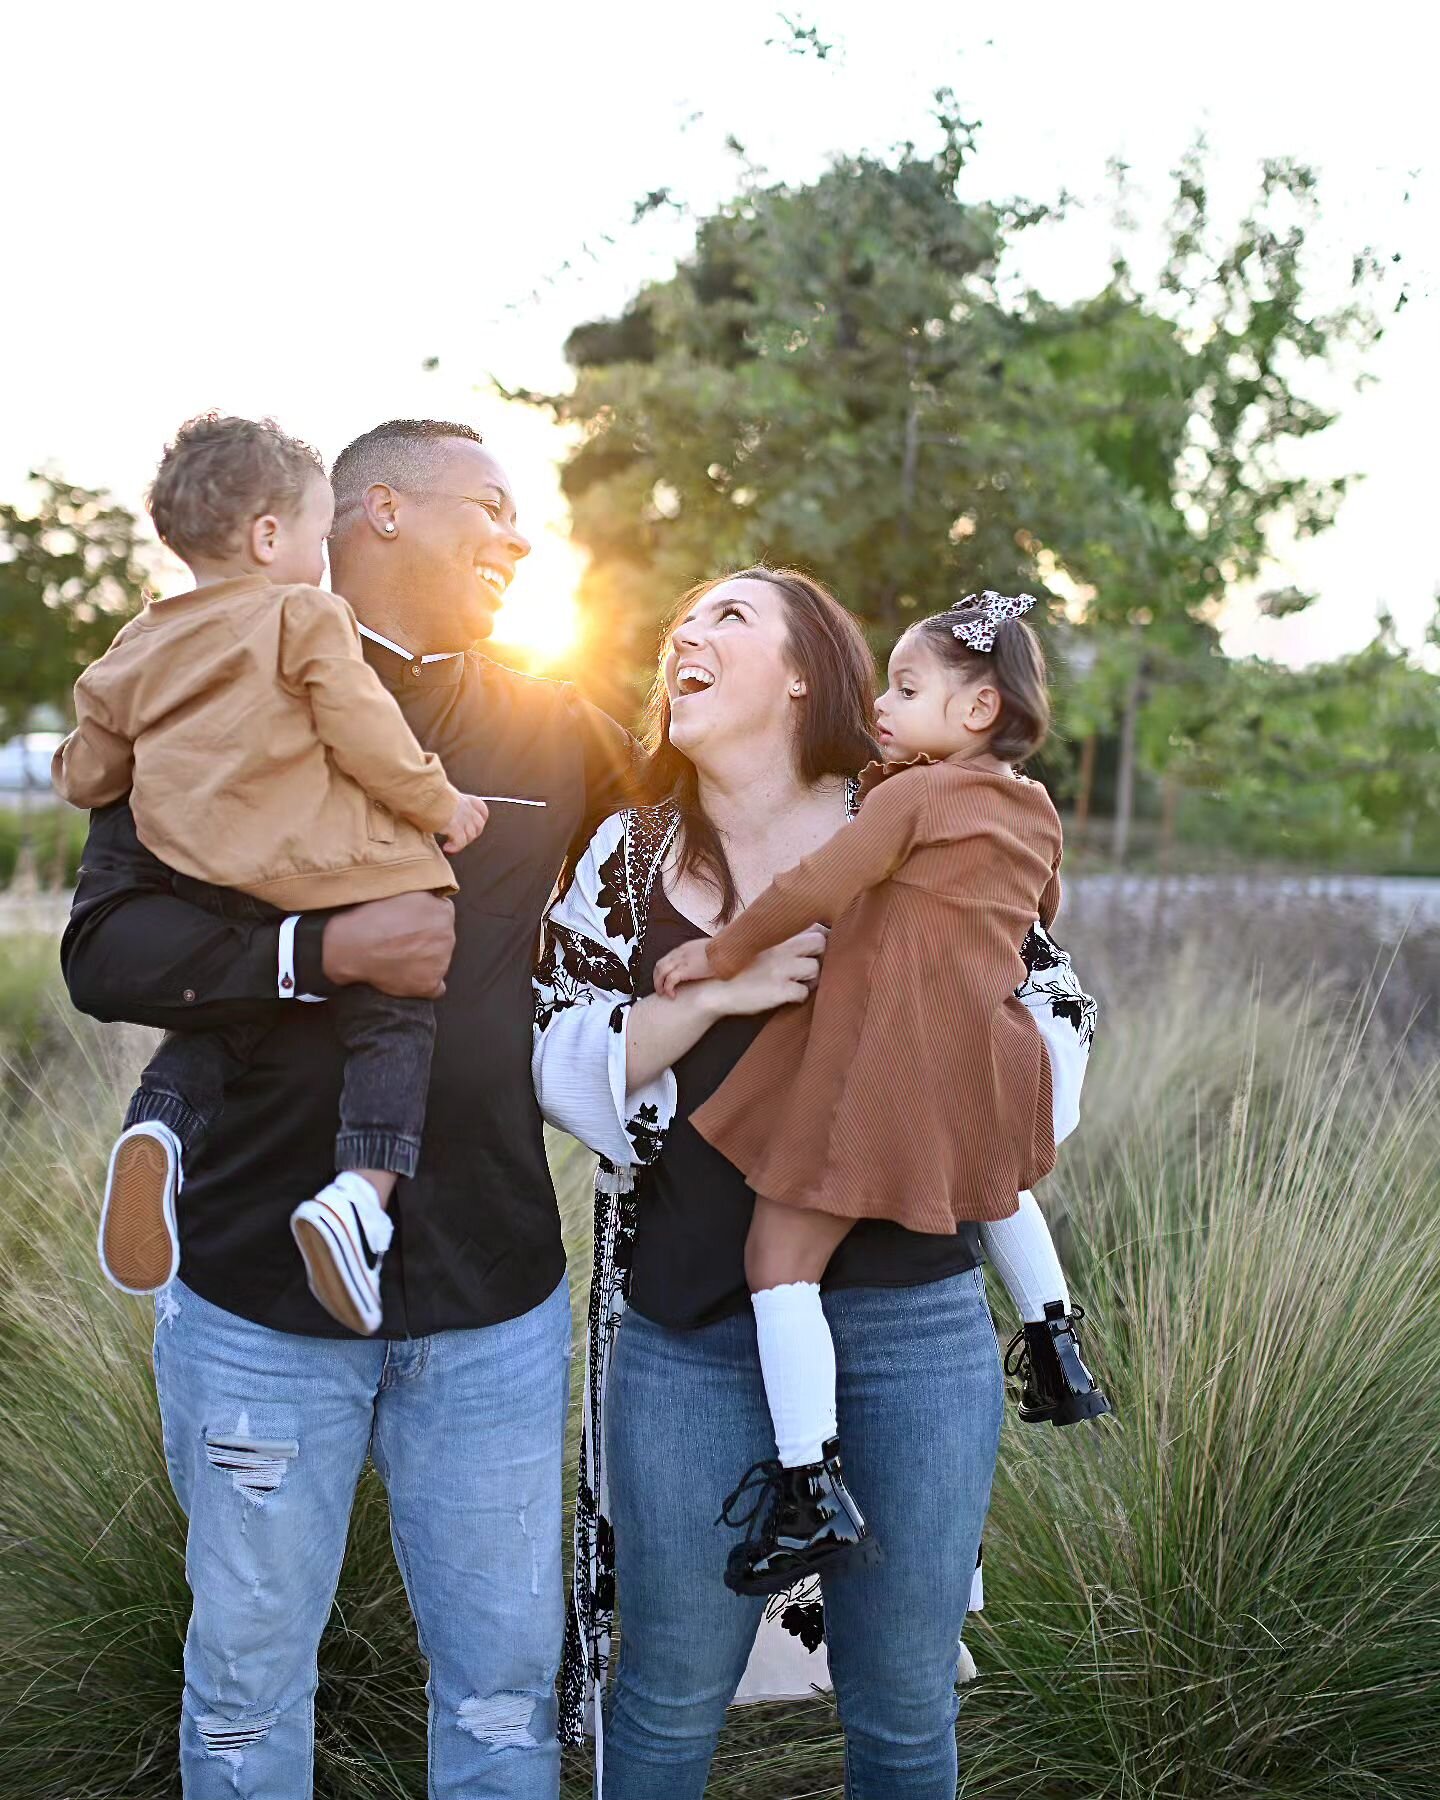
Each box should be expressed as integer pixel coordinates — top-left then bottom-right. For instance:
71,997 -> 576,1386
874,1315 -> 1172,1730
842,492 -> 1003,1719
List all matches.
489,536 -> 585,665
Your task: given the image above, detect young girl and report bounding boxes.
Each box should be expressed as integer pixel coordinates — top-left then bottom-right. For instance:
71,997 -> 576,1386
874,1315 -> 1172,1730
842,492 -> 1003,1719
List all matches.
655,590 -> 1110,1595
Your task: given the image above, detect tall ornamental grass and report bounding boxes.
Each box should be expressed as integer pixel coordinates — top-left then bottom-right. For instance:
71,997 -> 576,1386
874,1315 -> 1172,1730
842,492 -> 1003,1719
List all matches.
0,897 -> 1436,1798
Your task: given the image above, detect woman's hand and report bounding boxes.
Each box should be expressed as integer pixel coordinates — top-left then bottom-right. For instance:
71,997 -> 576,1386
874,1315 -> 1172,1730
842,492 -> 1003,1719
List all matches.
705,926 -> 827,1017
625,927 -> 826,1094
654,938 -> 714,998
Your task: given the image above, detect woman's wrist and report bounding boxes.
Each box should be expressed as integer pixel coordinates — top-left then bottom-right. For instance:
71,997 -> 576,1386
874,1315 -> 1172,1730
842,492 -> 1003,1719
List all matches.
685,979 -> 729,1022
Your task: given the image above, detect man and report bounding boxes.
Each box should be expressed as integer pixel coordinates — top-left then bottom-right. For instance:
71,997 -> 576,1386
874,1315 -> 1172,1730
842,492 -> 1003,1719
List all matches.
61,419 -> 635,1799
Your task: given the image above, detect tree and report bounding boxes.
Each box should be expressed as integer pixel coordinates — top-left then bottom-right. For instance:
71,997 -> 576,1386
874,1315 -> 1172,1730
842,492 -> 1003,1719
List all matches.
527,106 -> 1383,859
0,473 -> 148,736
0,474 -> 147,886
1173,606 -> 1440,869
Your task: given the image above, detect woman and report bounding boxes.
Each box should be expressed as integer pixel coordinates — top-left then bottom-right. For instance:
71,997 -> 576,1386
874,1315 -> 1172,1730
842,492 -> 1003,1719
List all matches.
533,568 -> 1095,1797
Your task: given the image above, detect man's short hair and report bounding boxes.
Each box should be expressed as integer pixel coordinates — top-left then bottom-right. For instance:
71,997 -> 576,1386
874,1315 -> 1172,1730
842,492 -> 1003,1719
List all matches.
329,419 -> 485,521
148,414 -> 325,563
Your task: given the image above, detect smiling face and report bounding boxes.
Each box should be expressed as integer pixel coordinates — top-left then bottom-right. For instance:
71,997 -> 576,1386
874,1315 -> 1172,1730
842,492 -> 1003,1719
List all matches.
386,441 -> 531,646
874,628 -> 999,762
662,577 -> 809,769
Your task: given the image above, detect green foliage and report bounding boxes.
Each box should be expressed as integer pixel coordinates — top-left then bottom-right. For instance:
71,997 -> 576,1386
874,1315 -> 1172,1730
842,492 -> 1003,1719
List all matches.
0,804 -> 89,889
2,895 -> 1437,1796
1169,608 -> 1440,869
532,107 -> 1404,863
0,475 -> 148,738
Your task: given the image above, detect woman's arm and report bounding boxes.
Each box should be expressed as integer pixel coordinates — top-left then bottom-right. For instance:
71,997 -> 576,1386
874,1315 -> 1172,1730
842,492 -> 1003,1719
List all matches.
1016,921 -> 1097,1145
626,927 -> 829,1089
533,814 -> 680,1168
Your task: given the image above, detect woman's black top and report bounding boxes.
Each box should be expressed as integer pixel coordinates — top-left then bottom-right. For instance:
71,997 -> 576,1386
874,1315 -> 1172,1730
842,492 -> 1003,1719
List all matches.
626,876 -> 984,1331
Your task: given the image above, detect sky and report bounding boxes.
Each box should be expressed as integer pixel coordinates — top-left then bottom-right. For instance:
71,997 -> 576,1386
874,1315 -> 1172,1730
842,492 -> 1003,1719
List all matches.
2,0 -> 1434,669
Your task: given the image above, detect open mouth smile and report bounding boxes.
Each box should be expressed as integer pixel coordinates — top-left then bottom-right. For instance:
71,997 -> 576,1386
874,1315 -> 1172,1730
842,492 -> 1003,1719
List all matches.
674,662 -> 717,699
477,564 -> 510,599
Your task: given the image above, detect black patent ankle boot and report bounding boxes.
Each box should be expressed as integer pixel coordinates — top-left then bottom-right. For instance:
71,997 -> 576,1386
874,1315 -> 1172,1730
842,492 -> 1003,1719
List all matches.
1005,1301 -> 1113,1427
720,1437 -> 882,1597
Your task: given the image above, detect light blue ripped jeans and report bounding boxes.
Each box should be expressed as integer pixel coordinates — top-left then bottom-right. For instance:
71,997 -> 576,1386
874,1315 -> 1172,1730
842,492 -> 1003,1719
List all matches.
152,1275 -> 571,1799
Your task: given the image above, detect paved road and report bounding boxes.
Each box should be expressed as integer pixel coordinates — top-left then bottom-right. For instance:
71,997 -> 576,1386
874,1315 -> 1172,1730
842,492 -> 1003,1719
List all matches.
1069,872 -> 1440,927
3,874 -> 1438,938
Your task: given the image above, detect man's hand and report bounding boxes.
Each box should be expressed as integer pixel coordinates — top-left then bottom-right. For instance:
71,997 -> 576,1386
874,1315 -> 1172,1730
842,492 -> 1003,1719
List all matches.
654,938 -> 715,998
442,794 -> 490,854
322,893 -> 457,998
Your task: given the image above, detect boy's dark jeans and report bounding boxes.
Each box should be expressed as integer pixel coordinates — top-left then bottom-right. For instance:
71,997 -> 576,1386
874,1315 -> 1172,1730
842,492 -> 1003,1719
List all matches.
124,883 -> 434,1180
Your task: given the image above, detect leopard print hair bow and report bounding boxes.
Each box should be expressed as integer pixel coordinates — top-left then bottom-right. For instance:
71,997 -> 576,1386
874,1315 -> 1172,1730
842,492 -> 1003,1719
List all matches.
948,590 -> 1038,653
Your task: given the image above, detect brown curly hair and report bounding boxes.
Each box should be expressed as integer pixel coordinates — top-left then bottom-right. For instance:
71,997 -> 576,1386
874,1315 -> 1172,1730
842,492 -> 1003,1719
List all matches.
148,414 -> 325,563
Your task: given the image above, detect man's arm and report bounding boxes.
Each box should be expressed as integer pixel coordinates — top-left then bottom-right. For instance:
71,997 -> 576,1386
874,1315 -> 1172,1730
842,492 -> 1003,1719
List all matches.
568,688 -> 643,876
61,802 -> 331,1029
62,805 -> 458,1030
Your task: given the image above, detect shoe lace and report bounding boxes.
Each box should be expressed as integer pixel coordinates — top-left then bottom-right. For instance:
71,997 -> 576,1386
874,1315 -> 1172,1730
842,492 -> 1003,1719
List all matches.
716,1458 -> 784,1541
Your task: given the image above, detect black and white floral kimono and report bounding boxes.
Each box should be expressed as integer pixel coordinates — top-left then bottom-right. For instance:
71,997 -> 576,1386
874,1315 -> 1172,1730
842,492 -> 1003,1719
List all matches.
532,794 -> 1098,1749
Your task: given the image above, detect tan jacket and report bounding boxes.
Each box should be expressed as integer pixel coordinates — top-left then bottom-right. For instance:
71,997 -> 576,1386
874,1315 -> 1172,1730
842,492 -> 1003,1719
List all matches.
53,576 -> 461,910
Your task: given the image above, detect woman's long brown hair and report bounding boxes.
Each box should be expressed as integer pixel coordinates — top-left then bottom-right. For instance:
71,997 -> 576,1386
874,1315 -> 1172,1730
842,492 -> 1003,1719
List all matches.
640,567 -> 880,925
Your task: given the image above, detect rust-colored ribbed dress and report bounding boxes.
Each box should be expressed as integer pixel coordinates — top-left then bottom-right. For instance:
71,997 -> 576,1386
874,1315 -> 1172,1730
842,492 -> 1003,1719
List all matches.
690,754 -> 1063,1234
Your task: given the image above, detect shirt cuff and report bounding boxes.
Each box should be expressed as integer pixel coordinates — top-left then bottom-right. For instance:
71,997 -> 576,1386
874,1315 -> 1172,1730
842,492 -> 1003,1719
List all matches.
278,915 -> 331,1002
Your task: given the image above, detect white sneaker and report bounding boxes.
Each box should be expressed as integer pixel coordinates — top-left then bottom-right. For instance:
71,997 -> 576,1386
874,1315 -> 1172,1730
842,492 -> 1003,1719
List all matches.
99,1122 -> 183,1294
290,1173 -> 393,1335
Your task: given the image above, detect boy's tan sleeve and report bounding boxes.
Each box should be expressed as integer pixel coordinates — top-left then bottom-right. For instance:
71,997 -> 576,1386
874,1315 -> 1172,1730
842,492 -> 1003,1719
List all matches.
278,588 -> 461,834
706,770 -> 929,977
52,662 -> 136,809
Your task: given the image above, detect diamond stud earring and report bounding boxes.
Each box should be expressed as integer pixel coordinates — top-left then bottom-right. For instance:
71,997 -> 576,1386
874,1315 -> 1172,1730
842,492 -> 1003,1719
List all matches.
384,523 -> 397,534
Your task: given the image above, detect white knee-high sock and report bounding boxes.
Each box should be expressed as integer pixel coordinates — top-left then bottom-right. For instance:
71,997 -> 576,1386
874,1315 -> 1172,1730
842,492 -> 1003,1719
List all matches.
751,1282 -> 837,1467
980,1191 -> 1070,1323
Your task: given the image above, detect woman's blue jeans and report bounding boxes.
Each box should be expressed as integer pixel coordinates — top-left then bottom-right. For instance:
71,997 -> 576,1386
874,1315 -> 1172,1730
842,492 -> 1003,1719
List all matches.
603,1266 -> 1003,1799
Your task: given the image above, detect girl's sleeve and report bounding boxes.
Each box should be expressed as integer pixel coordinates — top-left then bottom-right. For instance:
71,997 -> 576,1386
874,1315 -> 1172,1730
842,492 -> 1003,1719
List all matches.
532,814 -> 676,1169
705,771 -> 928,978
1039,851 -> 1062,931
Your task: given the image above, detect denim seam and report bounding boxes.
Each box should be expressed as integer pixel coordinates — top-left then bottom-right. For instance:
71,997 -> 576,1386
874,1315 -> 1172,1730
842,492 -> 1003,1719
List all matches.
371,1426 -> 440,1792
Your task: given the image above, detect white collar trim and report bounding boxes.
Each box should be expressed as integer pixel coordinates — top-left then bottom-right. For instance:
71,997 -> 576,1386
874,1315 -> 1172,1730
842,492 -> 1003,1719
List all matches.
357,624 -> 462,665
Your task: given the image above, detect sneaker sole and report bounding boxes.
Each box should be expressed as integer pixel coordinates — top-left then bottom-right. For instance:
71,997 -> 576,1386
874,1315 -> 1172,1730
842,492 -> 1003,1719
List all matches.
725,1536 -> 885,1598
100,1133 -> 179,1293
291,1209 -> 380,1336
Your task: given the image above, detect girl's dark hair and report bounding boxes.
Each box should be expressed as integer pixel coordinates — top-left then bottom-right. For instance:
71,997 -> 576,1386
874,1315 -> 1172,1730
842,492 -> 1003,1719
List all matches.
912,601 -> 1051,763
640,566 -> 880,925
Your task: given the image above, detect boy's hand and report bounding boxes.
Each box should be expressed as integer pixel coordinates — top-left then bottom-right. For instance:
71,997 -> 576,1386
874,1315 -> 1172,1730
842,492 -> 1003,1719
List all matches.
441,794 -> 490,854
654,938 -> 714,998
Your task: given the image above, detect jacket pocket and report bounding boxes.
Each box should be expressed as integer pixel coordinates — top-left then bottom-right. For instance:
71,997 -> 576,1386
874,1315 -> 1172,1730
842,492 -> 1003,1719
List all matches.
367,799 -> 397,845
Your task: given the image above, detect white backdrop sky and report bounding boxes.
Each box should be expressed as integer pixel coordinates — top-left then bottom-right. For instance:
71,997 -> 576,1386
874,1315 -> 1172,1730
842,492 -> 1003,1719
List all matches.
2,0 -> 1434,667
